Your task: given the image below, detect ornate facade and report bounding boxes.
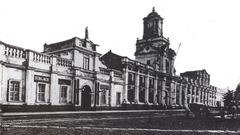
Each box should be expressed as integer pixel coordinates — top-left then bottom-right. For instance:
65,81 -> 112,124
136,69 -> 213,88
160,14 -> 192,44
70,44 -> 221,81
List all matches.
0,8 -> 218,112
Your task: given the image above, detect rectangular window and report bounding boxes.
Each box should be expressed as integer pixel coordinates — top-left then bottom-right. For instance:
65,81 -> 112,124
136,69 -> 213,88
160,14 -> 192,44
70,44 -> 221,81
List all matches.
9,81 -> 20,101
157,80 -> 162,90
38,83 -> 46,102
128,73 -> 135,85
60,86 -> 68,103
147,60 -> 151,65
83,56 -> 89,70
116,92 -> 121,105
101,90 -> 106,105
149,78 -> 154,88
187,87 -> 191,94
139,76 -> 145,87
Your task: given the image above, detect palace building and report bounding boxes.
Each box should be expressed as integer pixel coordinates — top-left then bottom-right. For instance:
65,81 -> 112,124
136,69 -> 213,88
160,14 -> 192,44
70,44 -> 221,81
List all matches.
0,8 -> 218,112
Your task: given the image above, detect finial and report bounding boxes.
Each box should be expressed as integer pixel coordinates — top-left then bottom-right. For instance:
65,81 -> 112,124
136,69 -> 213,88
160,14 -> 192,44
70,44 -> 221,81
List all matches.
152,7 -> 155,12
85,26 -> 88,39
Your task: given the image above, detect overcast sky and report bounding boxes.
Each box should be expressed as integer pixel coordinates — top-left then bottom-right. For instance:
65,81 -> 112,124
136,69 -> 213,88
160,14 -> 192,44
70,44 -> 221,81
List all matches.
0,0 -> 240,90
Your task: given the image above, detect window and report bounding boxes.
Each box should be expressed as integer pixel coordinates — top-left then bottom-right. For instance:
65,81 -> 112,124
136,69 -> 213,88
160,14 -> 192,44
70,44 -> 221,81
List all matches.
187,87 -> 191,94
128,73 -> 135,85
116,92 -> 121,105
127,85 -> 135,102
165,60 -> 170,73
147,60 -> 151,65
139,76 -> 145,87
149,89 -> 154,103
149,78 -> 154,88
101,90 -> 106,105
38,83 -> 46,102
192,89 -> 195,95
60,86 -> 68,103
8,81 -> 20,101
83,56 -> 89,70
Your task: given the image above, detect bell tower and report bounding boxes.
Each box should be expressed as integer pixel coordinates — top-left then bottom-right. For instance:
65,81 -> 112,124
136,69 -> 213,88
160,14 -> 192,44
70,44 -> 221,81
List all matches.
135,7 -> 175,75
143,7 -> 163,39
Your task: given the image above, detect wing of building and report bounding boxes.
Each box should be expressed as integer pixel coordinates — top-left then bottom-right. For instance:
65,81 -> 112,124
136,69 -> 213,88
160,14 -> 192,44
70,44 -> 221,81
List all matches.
0,8 -> 220,112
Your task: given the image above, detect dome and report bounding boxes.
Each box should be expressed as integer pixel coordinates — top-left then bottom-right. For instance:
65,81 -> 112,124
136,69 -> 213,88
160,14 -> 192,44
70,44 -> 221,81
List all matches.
146,7 -> 163,19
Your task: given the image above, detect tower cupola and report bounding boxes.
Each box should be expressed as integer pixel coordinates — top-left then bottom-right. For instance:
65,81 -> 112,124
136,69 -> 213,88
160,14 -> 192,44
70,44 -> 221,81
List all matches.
143,7 -> 163,39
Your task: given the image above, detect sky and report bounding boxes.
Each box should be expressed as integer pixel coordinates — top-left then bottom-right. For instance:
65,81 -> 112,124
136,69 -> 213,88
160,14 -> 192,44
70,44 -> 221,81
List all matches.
0,0 -> 240,90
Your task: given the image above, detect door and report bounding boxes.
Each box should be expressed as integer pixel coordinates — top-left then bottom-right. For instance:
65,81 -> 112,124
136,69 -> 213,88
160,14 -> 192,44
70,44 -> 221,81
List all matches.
81,85 -> 91,110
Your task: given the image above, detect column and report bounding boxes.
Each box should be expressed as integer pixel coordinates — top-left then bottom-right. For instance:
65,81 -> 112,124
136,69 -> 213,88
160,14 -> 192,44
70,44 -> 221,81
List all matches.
197,87 -> 201,103
161,78 -> 166,105
123,68 -> 129,104
178,83 -> 182,106
169,80 -> 175,107
145,73 -> 149,104
206,90 -> 209,106
157,80 -> 162,105
194,86 -> 197,103
134,70 -> 139,104
183,84 -> 188,108
162,56 -> 166,73
203,89 -> 206,104
189,85 -> 192,104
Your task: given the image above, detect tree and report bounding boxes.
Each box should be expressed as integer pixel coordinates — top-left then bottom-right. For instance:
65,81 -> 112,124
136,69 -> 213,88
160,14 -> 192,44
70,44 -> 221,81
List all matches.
223,90 -> 235,108
234,84 -> 240,106
223,90 -> 236,117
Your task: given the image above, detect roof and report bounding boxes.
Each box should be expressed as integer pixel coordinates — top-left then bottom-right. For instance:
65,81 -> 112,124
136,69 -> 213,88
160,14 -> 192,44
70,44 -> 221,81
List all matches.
144,7 -> 163,20
180,69 -> 210,78
100,50 -> 124,71
43,36 -> 99,53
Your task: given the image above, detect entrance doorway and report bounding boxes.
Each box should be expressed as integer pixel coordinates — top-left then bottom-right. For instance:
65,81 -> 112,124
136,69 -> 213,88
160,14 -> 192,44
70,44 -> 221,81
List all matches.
81,85 -> 91,110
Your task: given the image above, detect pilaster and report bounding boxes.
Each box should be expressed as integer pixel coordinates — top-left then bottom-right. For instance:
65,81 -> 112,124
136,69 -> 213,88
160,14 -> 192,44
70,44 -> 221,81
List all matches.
0,43 -> 5,61
50,56 -> 58,104
25,69 -> 34,104
145,72 -> 149,104
109,70 -> 114,108
123,68 -> 129,104
153,77 -> 158,105
134,70 -> 139,104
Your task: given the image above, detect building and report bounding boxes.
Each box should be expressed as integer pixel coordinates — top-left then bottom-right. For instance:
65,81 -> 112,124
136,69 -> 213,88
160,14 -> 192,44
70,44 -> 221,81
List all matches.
0,8 -> 219,112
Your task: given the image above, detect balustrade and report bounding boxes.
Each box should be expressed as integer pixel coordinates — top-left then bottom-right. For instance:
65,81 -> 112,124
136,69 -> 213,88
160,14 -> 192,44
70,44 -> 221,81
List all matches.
56,57 -> 72,67
4,44 -> 25,58
32,51 -> 51,64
